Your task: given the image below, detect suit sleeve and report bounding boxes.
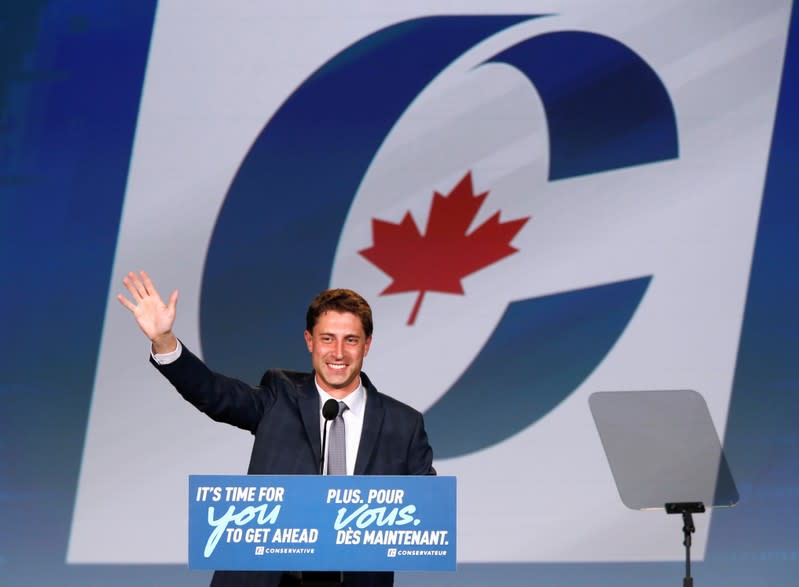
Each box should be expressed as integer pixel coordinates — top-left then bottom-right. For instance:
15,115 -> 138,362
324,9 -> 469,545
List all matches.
407,411 -> 436,476
150,343 -> 273,433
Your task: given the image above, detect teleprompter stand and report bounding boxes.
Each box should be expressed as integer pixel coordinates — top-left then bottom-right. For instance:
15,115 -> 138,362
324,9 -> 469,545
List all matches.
589,390 -> 738,586
665,501 -> 706,587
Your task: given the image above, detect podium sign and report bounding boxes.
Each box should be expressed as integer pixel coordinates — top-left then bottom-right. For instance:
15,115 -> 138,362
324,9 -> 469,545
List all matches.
188,475 -> 456,571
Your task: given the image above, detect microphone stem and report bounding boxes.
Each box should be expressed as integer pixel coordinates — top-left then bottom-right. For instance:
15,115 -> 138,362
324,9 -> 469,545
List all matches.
320,420 -> 330,475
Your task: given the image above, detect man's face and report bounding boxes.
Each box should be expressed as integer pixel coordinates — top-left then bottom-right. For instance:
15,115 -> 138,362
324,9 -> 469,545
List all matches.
304,310 -> 372,398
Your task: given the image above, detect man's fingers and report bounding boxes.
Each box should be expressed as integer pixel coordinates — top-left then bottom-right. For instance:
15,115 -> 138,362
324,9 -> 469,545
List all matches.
133,271 -> 151,297
121,272 -> 175,322
122,275 -> 142,301
126,271 -> 162,300
167,290 -> 179,312
125,271 -> 149,299
117,294 -> 136,312
140,271 -> 162,301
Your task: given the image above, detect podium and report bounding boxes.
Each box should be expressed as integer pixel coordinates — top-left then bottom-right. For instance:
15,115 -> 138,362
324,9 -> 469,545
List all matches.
188,475 -> 456,580
589,390 -> 739,586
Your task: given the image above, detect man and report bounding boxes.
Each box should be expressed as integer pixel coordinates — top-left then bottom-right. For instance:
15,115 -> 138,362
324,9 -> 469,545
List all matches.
118,271 -> 436,587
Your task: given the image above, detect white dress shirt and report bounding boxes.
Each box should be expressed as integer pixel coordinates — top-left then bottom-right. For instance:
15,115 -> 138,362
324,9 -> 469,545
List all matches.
316,381 -> 365,476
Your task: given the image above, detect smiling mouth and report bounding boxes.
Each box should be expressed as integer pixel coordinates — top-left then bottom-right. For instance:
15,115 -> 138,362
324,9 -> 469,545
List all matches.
327,363 -> 347,371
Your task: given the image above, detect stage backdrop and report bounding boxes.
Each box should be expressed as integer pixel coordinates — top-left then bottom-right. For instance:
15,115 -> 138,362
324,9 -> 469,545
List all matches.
2,1 -> 798,586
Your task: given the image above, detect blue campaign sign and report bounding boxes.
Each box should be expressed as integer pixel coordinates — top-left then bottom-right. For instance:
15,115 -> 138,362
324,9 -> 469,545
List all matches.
188,475 -> 456,571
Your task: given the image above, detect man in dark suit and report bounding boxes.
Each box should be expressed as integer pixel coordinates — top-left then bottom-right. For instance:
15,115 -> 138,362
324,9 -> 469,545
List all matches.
118,271 -> 436,587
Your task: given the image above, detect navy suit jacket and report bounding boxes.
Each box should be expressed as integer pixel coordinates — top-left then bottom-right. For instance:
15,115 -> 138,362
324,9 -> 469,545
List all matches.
152,344 -> 435,586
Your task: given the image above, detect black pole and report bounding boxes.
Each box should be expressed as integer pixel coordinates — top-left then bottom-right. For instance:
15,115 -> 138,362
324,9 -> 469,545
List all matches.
665,502 -> 704,587
682,511 -> 695,587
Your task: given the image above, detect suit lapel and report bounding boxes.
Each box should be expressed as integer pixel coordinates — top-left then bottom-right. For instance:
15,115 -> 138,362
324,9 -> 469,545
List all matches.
355,373 -> 385,475
299,376 -> 322,467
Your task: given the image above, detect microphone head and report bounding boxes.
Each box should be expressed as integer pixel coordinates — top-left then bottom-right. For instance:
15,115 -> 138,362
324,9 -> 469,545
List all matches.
322,398 -> 339,421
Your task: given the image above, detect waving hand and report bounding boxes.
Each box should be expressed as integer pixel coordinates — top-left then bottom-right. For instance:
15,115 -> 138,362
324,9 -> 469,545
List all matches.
117,271 -> 179,354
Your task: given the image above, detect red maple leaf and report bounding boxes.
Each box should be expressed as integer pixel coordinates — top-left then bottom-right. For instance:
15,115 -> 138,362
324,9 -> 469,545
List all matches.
359,172 -> 530,325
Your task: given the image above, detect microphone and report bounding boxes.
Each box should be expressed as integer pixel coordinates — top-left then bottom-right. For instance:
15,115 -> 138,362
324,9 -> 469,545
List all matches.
320,399 -> 340,475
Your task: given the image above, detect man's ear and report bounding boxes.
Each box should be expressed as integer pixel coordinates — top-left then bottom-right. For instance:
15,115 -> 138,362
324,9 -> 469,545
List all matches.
363,336 -> 372,357
303,330 -> 313,352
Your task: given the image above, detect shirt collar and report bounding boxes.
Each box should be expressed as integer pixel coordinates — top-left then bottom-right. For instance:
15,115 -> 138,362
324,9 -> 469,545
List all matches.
315,378 -> 366,418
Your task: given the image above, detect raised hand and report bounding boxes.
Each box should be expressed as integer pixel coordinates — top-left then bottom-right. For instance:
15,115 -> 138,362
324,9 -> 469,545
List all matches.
117,271 -> 179,353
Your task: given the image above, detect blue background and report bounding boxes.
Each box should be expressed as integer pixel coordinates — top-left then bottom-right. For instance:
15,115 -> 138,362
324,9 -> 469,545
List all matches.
1,1 -> 797,585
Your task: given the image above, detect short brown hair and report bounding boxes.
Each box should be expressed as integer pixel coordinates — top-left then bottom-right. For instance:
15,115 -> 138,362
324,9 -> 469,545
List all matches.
306,289 -> 373,338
